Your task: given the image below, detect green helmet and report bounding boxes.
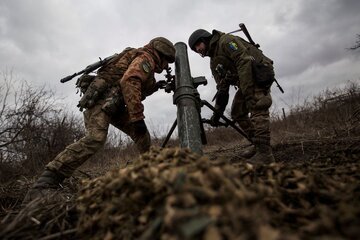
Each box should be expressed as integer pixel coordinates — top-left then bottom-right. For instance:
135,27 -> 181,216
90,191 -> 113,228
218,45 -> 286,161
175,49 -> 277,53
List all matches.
188,29 -> 212,51
150,37 -> 175,63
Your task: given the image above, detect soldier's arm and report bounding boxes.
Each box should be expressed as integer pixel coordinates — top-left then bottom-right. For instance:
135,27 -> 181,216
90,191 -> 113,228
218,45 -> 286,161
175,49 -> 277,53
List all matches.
210,67 -> 230,113
120,57 -> 153,122
221,35 -> 255,97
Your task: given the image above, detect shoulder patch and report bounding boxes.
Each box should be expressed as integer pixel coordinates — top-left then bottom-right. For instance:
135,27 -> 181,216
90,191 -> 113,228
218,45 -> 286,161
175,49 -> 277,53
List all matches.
141,61 -> 151,73
228,41 -> 238,51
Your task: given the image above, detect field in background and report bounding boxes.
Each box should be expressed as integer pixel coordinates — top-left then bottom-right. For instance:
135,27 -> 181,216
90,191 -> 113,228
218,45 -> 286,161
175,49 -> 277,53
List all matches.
0,81 -> 359,239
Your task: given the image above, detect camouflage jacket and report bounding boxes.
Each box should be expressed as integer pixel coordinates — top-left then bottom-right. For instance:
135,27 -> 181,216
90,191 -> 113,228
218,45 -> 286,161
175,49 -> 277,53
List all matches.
208,30 -> 274,109
97,47 -> 160,122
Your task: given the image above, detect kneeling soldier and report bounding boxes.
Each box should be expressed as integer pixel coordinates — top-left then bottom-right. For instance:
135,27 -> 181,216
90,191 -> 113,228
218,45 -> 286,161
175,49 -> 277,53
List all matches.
24,37 -> 175,202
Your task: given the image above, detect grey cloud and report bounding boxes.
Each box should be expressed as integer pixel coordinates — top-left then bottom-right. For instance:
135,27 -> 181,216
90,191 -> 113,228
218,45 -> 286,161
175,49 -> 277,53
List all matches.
0,0 -> 359,135
271,0 -> 360,78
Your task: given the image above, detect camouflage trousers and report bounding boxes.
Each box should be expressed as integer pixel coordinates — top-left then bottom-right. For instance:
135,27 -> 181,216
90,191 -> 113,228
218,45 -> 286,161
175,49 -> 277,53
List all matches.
231,88 -> 272,145
46,102 -> 150,178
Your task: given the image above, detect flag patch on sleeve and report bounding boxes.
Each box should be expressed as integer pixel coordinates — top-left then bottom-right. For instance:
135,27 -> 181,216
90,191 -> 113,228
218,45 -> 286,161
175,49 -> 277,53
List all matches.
142,61 -> 151,73
228,41 -> 238,50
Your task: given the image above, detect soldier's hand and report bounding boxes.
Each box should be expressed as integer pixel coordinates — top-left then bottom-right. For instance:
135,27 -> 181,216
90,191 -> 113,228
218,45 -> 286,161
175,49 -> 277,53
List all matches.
209,114 -> 221,127
132,119 -> 148,135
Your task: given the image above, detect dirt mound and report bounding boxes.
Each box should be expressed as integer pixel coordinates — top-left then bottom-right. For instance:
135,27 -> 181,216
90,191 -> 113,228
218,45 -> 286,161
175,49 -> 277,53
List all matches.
76,146 -> 360,240
76,147 -> 275,239
1,144 -> 359,239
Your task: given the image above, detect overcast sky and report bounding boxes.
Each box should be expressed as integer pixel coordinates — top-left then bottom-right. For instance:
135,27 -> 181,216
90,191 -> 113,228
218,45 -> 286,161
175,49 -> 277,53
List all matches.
1,0 -> 359,136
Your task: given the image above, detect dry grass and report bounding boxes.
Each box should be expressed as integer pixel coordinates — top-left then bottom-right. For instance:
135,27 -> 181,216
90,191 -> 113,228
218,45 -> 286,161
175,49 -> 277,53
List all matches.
0,81 -> 359,239
271,81 -> 360,144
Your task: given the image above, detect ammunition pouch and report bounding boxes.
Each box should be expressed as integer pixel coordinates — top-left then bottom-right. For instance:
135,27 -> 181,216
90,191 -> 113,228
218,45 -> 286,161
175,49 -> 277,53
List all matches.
76,74 -> 96,94
77,77 -> 108,111
252,58 -> 275,89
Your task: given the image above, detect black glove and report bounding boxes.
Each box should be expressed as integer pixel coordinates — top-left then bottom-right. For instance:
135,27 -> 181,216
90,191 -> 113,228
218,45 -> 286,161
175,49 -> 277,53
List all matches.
153,80 -> 167,92
132,119 -> 148,136
210,114 -> 221,127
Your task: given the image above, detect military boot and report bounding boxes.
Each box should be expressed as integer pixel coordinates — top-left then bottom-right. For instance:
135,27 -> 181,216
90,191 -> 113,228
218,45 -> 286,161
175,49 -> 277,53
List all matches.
247,144 -> 275,164
236,123 -> 255,159
239,144 -> 256,158
22,169 -> 65,204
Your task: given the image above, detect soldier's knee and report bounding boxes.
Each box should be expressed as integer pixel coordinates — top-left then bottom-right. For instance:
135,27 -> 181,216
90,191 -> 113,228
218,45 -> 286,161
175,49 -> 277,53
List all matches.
96,131 -> 108,142
81,131 -> 107,148
255,96 -> 272,110
253,90 -> 272,110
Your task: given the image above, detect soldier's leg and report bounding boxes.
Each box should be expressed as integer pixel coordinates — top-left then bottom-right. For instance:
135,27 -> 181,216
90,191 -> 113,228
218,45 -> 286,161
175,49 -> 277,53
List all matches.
248,88 -> 274,164
231,89 -> 255,138
46,104 -> 110,176
128,127 -> 151,154
111,113 -> 151,154
120,124 -> 151,154
231,89 -> 256,158
24,104 -> 110,202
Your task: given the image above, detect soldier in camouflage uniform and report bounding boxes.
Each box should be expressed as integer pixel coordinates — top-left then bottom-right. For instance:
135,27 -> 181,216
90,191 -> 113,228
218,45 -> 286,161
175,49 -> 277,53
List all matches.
188,29 -> 275,163
24,37 -> 175,201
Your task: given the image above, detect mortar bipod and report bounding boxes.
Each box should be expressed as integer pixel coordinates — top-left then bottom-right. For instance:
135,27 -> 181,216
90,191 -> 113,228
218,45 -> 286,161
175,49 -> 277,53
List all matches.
161,99 -> 253,148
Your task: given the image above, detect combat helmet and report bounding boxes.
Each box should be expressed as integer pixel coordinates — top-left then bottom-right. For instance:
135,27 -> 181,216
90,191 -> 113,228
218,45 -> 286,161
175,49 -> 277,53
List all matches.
188,29 -> 212,51
150,37 -> 175,63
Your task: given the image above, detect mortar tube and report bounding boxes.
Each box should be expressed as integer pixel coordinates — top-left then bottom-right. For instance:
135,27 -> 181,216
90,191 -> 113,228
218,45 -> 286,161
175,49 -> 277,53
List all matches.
173,42 -> 203,155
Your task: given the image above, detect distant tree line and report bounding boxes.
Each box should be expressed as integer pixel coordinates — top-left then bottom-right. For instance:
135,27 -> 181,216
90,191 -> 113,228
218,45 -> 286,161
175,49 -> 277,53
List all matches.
349,34 -> 360,50
0,70 -> 84,178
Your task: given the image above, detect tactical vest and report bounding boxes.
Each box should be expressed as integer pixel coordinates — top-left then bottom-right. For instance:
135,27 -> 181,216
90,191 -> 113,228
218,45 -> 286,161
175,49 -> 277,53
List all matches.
210,55 -> 238,86
75,47 -> 135,95
76,47 -> 138,111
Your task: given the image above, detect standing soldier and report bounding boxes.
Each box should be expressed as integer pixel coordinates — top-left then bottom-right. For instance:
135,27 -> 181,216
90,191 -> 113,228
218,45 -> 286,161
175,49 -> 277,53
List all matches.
188,28 -> 275,163
25,37 -> 175,201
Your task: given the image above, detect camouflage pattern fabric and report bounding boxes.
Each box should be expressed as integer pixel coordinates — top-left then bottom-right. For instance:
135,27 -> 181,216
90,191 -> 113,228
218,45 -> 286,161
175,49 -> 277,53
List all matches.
208,30 -> 275,145
120,52 -> 157,122
46,102 -> 151,177
46,48 -> 161,177
231,87 -> 272,144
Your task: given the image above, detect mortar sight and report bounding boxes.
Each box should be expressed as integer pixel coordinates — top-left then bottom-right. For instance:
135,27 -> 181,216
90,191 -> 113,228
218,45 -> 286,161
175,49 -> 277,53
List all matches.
159,68 -> 206,93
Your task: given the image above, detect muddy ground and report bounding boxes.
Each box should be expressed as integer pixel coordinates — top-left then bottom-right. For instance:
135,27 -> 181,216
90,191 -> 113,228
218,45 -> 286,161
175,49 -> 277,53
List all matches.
0,136 -> 359,240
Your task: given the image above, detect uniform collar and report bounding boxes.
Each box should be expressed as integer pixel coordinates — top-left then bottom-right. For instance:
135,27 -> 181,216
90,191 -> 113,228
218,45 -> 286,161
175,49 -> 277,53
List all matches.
208,30 -> 224,57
